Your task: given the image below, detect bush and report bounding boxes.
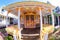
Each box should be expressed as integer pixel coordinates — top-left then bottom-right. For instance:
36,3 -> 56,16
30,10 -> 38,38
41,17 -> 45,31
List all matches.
49,36 -> 56,40
53,28 -> 57,33
5,36 -> 13,40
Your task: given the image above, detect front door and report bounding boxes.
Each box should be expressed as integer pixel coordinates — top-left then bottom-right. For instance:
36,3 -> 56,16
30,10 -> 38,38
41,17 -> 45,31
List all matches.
25,15 -> 35,28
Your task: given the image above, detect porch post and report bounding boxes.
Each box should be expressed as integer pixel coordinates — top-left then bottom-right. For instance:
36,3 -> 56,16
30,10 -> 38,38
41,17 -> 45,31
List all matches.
6,11 -> 8,27
40,8 -> 42,32
51,9 -> 55,27
39,8 -> 43,40
18,9 -> 20,28
13,30 -> 17,40
18,8 -> 21,40
58,16 -> 59,26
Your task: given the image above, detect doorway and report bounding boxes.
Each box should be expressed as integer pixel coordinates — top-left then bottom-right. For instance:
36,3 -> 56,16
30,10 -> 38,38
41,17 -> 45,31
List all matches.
25,15 -> 35,28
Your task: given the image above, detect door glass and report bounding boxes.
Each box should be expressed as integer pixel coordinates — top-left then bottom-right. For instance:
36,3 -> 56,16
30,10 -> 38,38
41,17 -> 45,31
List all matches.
26,15 -> 29,20
31,15 -> 34,21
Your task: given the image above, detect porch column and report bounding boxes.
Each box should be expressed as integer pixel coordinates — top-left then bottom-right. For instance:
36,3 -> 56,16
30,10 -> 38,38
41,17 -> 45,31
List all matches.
6,11 -> 8,27
51,9 -> 55,27
13,30 -> 17,40
18,8 -> 21,40
40,8 -> 42,32
39,8 -> 43,40
18,8 -> 20,28
58,16 -> 59,26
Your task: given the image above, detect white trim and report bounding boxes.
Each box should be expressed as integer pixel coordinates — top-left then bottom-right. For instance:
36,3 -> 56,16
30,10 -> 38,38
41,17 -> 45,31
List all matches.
18,8 -> 20,29
13,34 -> 17,40
51,9 -> 54,27
44,33 -> 48,40
40,8 -> 42,31
40,8 -> 43,40
6,11 -> 8,27
58,16 -> 59,25
22,34 -> 39,36
18,8 -> 21,40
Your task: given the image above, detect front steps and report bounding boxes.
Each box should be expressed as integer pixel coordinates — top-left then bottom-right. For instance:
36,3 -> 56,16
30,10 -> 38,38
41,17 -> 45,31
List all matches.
21,28 -> 40,40
21,34 -> 40,40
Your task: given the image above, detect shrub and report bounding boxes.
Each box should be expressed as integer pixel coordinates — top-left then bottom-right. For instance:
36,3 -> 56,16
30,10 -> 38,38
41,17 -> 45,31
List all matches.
49,36 -> 56,40
5,36 -> 13,40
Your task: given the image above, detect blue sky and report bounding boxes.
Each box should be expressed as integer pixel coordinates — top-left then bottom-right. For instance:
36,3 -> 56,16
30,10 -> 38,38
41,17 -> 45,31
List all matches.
0,0 -> 42,6
0,0 -> 22,7
0,0 -> 60,8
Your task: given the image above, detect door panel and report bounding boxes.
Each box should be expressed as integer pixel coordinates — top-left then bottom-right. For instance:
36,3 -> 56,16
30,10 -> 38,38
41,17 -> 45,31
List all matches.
25,15 -> 35,28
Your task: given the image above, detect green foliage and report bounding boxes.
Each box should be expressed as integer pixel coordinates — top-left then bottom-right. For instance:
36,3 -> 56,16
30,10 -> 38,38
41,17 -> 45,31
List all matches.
54,28 -> 57,33
49,28 -> 60,40
49,36 -> 56,40
5,36 -> 13,40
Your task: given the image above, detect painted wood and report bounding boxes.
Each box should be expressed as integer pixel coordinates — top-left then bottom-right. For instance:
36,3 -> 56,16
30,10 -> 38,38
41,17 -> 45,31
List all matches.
6,11 -> 8,27
51,9 -> 55,27
18,8 -> 21,40
40,8 -> 43,40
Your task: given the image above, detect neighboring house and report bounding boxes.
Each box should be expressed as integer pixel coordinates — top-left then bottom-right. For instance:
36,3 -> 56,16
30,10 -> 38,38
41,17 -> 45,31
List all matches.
13,18 -> 18,25
41,6 -> 60,29
0,14 -> 10,27
0,8 -> 18,27
53,7 -> 60,28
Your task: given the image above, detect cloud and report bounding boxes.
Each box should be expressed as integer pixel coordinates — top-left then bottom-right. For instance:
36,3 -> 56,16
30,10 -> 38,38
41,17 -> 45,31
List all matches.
47,0 -> 60,7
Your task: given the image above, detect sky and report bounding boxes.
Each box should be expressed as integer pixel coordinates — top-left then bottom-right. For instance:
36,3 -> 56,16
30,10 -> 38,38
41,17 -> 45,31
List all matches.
0,0 -> 60,8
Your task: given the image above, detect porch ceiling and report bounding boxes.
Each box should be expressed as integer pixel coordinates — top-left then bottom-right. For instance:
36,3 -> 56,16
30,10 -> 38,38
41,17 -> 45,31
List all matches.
9,7 -> 51,16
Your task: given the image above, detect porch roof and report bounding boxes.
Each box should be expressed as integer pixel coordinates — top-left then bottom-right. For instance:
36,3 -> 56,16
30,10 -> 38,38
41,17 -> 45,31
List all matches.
3,1 -> 55,10
3,1 -> 55,16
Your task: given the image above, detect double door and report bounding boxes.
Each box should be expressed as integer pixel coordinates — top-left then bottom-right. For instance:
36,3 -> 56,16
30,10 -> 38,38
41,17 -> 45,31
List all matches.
24,15 -> 35,28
